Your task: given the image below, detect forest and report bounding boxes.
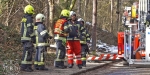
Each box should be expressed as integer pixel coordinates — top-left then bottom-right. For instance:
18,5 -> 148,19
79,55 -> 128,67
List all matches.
0,0 -> 138,73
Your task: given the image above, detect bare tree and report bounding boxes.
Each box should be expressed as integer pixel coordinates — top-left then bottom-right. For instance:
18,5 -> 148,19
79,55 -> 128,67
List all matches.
91,0 -> 97,51
48,0 -> 54,36
110,0 -> 113,32
83,0 -> 89,21
77,0 -> 81,17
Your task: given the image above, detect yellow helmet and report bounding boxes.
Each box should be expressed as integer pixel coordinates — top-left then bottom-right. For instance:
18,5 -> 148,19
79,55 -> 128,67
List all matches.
60,9 -> 70,17
24,5 -> 35,14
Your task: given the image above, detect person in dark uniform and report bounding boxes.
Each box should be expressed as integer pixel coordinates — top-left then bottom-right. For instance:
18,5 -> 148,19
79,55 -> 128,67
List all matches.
20,5 -> 35,72
34,13 -> 52,70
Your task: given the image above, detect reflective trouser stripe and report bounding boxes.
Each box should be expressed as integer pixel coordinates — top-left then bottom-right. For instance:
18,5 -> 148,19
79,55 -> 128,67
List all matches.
34,61 -> 44,65
24,51 -> 28,61
56,49 -> 61,60
21,37 -> 31,40
80,41 -> 86,44
81,58 -> 86,61
34,61 -> 38,65
21,61 -> 32,64
37,43 -> 49,46
55,50 -> 64,61
55,59 -> 65,61
41,53 -> 44,63
38,62 -> 44,65
21,51 -> 32,64
67,38 -> 79,40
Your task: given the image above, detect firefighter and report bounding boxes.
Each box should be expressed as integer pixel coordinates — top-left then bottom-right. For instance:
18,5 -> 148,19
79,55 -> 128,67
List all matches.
54,9 -> 70,69
145,10 -> 150,27
64,11 -> 86,69
34,13 -> 52,70
78,18 -> 90,67
20,5 -> 35,72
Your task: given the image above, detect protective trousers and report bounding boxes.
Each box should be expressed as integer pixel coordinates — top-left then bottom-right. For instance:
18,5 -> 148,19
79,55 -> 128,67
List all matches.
67,40 -> 82,65
55,40 -> 66,67
21,42 -> 34,69
81,44 -> 89,66
34,46 -> 46,69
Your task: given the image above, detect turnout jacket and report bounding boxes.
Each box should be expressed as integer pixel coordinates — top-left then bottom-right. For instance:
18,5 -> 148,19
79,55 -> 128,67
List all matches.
64,20 -> 86,40
21,14 -> 34,42
34,22 -> 50,47
80,29 -> 90,44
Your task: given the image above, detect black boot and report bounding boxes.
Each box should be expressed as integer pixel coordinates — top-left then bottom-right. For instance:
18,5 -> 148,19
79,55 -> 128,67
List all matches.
82,61 -> 86,67
77,64 -> 82,69
55,61 -> 67,69
68,64 -> 74,68
34,64 -> 39,70
38,65 -> 48,71
21,64 -> 33,72
20,64 -> 27,70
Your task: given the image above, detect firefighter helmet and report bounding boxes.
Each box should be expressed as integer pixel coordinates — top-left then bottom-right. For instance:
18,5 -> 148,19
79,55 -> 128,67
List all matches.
60,9 -> 70,17
35,13 -> 45,22
70,11 -> 76,17
77,18 -> 84,22
24,5 -> 35,14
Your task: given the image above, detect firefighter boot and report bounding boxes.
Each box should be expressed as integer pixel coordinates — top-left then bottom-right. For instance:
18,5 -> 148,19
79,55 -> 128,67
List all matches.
27,64 -> 34,71
21,64 -> 33,72
82,61 -> 86,67
61,61 -> 67,68
77,64 -> 82,69
38,65 -> 48,71
68,64 -> 74,68
55,61 -> 67,69
34,64 -> 39,70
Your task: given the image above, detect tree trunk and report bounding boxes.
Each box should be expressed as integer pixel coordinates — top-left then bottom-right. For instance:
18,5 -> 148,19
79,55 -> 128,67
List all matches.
110,0 -> 113,32
117,0 -> 120,31
45,0 -> 49,28
84,0 -> 89,21
48,0 -> 54,36
69,0 -> 76,10
92,0 -> 97,51
77,0 -> 81,17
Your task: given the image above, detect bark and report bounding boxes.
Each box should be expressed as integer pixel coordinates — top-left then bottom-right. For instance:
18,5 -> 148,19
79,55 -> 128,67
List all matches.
69,0 -> 76,10
110,0 -> 113,32
84,0 -> 89,21
92,0 -> 97,51
77,0 -> 81,17
48,0 -> 54,36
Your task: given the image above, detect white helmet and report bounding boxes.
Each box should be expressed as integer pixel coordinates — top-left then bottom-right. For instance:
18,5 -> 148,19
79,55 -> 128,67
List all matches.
35,13 -> 45,22
70,11 -> 76,17
86,22 -> 92,25
77,18 -> 84,22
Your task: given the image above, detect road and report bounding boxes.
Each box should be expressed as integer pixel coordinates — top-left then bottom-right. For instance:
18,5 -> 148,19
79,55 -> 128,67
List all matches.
79,61 -> 150,75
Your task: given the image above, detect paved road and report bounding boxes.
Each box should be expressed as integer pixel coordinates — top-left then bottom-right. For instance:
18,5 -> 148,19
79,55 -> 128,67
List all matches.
19,61 -> 112,75
80,61 -> 150,75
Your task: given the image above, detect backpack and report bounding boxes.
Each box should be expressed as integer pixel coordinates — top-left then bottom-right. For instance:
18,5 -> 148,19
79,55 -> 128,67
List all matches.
54,19 -> 67,34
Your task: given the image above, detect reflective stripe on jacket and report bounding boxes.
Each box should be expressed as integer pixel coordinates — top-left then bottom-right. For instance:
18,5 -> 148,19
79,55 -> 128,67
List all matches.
64,20 -> 86,40
34,22 -> 49,46
21,14 -> 34,42
80,29 -> 90,44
